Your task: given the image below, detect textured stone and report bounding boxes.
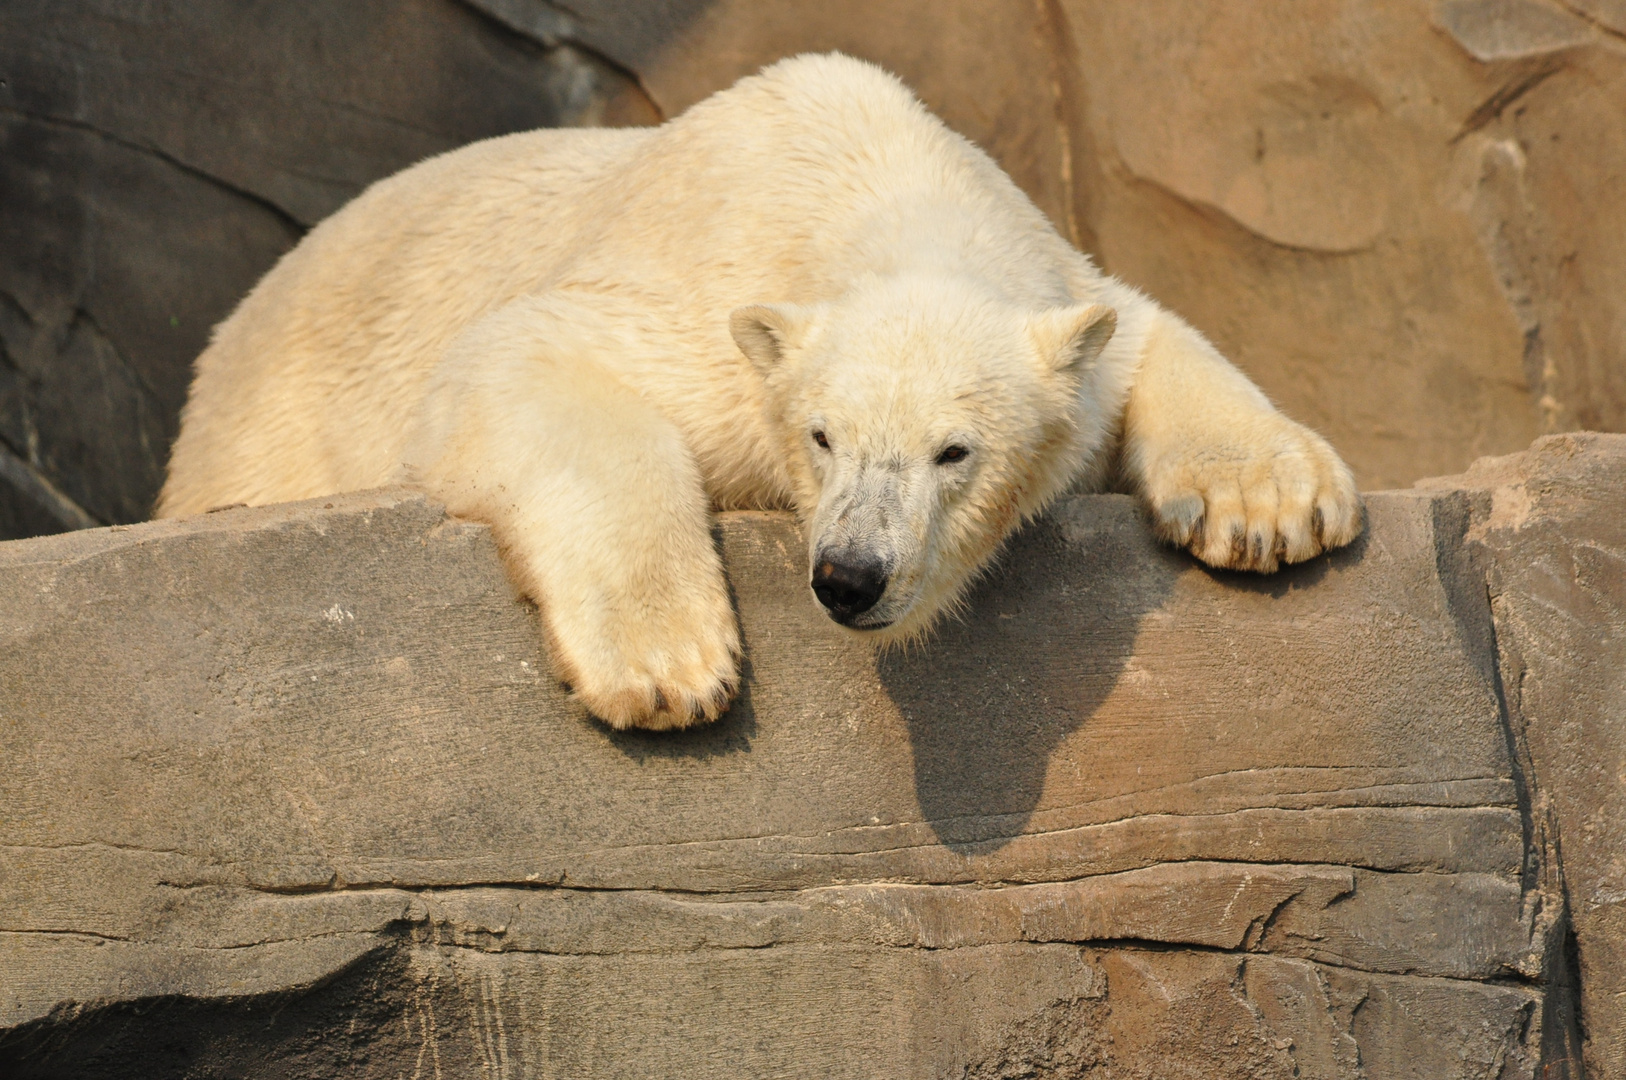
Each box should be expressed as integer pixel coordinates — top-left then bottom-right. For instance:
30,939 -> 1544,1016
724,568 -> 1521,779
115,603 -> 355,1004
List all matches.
1050,1 -> 1624,487
1567,0 -> 1626,33
3,4 -> 1620,1072
1437,0 -> 1596,61
0,0 -> 645,538
1422,432 -> 1626,1078
0,478 -> 1582,1075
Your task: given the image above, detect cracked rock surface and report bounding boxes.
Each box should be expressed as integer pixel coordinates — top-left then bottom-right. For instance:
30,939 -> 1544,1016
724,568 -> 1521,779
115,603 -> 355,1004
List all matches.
4,433 -> 1623,1075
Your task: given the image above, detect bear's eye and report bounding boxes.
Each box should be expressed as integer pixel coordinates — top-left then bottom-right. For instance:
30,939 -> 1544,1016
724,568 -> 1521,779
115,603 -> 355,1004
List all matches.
812,430 -> 830,450
935,445 -> 970,465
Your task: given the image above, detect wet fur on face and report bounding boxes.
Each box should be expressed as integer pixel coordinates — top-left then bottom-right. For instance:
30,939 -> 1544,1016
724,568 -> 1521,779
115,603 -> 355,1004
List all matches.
735,274 -> 1116,641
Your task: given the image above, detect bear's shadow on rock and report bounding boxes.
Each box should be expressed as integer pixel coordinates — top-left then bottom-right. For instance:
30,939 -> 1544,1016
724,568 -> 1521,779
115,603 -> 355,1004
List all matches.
879,497 -> 1363,856
603,658 -> 761,764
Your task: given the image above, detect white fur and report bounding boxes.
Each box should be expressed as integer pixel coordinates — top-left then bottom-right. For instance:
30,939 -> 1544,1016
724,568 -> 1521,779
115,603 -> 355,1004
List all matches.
160,54 -> 1361,730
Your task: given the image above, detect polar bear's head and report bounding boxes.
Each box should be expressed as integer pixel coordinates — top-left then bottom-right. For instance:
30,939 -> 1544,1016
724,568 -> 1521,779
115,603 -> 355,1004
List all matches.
731,275 -> 1116,640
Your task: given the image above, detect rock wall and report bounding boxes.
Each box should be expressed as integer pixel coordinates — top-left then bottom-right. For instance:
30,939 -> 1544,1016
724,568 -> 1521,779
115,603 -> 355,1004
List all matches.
1422,433 -> 1626,1079
0,0 -> 653,539
2,1 -> 1623,538
3,434 -> 1622,1076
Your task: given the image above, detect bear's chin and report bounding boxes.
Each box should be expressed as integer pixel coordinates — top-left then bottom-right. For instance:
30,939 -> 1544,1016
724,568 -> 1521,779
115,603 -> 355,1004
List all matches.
839,618 -> 894,632
831,610 -> 934,647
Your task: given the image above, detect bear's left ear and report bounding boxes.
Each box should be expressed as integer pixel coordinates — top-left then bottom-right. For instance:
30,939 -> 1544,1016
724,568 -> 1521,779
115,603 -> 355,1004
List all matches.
730,303 -> 816,375
1028,303 -> 1117,374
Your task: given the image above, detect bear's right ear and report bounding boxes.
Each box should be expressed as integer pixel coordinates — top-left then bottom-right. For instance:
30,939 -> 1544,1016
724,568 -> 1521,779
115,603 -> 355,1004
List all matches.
730,304 -> 814,375
1029,303 -> 1117,374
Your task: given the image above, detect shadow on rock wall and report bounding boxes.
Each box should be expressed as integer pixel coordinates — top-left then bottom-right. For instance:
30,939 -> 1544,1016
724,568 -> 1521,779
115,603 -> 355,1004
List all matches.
880,504 -> 1175,853
0,0 -> 669,539
881,500 -> 1361,855
0,946 -> 422,1080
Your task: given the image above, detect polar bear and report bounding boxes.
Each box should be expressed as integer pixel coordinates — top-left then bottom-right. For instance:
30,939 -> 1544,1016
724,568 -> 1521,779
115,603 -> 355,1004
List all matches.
160,53 -> 1361,730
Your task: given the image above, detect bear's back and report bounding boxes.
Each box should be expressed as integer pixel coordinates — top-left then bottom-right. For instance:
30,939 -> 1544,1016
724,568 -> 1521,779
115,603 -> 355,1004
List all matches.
162,125 -> 655,515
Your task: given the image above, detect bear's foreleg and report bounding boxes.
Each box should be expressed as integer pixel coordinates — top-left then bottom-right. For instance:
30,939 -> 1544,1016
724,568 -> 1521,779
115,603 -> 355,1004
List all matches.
405,294 -> 741,730
1117,311 -> 1363,573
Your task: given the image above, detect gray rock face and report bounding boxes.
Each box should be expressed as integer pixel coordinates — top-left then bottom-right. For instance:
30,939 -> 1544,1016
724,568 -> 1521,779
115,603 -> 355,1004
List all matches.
7,435 -> 1623,1075
0,0 -> 646,538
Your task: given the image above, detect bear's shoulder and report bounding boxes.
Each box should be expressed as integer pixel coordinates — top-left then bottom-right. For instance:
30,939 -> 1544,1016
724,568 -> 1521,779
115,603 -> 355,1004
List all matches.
678,52 -> 929,137
754,52 -> 915,102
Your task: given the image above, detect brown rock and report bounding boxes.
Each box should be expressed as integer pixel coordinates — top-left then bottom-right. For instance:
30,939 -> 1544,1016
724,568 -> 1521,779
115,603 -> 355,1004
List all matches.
0,476 -> 1579,1074
1052,0 -> 1539,489
1422,431 -> 1626,1077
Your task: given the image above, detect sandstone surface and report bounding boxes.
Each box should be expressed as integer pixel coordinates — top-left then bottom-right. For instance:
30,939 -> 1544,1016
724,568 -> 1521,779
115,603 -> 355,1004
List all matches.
7,435 -> 1625,1074
1423,432 -> 1626,1077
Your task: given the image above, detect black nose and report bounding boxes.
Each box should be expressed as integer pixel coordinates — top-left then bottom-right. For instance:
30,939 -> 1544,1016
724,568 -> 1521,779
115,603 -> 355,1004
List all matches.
811,555 -> 888,623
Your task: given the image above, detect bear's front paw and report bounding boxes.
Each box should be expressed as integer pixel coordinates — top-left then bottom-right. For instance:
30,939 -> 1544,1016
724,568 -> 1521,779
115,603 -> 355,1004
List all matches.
563,616 -> 743,732
1142,417 -> 1363,573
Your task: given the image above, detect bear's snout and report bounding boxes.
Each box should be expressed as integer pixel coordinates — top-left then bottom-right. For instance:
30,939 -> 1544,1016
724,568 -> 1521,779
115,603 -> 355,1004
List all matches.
811,555 -> 889,626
